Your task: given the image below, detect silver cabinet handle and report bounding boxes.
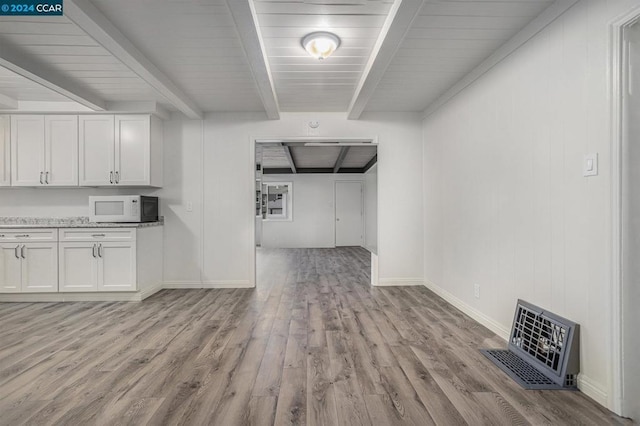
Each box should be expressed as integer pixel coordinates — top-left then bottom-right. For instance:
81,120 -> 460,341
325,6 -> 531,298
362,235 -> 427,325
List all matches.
115,171 -> 120,184
92,234 -> 106,238
45,171 -> 49,184
40,172 -> 44,184
14,245 -> 19,259
15,234 -> 29,238
21,245 -> 25,259
110,171 -> 114,184
92,243 -> 97,258
98,244 -> 103,258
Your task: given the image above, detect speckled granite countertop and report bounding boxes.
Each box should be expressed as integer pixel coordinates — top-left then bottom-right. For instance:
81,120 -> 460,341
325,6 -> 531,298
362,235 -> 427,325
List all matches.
0,217 -> 164,229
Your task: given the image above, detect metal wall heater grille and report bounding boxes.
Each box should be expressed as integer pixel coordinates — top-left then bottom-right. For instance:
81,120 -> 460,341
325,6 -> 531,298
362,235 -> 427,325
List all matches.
481,349 -> 561,390
511,304 -> 567,375
481,300 -> 580,390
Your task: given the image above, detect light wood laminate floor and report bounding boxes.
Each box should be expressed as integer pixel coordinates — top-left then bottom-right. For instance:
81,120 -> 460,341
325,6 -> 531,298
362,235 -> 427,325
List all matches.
0,247 -> 628,425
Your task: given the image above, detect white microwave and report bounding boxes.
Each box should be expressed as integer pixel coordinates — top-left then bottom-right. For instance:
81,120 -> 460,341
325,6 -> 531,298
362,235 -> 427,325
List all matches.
89,196 -> 159,223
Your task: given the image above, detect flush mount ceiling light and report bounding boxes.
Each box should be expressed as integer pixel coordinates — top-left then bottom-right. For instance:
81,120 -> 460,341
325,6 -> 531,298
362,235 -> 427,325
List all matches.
302,31 -> 341,60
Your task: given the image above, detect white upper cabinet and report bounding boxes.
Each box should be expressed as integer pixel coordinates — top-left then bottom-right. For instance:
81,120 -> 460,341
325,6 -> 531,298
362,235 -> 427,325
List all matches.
115,115 -> 150,186
11,115 -> 45,186
10,115 -> 78,187
80,114 -> 162,187
79,115 -> 115,186
45,116 -> 78,186
0,116 -> 9,186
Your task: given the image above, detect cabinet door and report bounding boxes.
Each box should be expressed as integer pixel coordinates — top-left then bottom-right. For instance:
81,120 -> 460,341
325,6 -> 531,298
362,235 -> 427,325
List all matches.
98,242 -> 136,291
45,115 -> 78,186
21,243 -> 58,292
11,115 -> 45,186
0,116 -> 9,186
115,115 -> 150,186
79,115 -> 114,186
0,244 -> 22,293
59,243 -> 98,292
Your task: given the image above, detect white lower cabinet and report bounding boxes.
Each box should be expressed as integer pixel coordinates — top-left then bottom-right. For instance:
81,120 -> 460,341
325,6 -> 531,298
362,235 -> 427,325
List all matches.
59,243 -> 99,292
100,243 -> 136,291
0,244 -> 22,292
1,227 -> 161,297
0,242 -> 58,293
58,229 -> 137,292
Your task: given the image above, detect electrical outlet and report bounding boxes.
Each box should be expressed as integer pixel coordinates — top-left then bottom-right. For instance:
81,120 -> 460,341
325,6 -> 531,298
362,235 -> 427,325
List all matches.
186,202 -> 193,212
474,283 -> 480,299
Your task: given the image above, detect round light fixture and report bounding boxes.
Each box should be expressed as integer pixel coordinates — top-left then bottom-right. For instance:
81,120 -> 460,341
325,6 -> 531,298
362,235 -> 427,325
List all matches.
301,31 -> 341,60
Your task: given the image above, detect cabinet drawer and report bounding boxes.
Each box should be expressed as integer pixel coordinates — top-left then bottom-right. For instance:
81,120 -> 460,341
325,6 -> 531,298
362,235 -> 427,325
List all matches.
59,228 -> 135,242
0,229 -> 57,242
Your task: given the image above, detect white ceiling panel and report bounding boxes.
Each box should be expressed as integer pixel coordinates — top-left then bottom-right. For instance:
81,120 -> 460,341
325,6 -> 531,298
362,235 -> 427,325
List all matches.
254,0 -> 393,112
364,0 -> 554,112
89,0 -> 265,112
0,0 -> 562,118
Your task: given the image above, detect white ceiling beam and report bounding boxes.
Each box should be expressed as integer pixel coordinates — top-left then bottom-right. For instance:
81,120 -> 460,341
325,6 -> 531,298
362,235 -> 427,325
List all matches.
347,0 -> 425,120
0,93 -> 18,110
64,0 -> 203,120
225,0 -> 280,120
0,43 -> 106,111
423,0 -> 579,118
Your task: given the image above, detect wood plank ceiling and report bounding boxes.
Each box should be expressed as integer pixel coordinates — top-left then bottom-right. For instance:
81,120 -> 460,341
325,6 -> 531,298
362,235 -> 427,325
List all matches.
253,0 -> 393,112
258,143 -> 377,173
365,0 -> 554,111
0,15 -> 171,108
0,0 -> 560,116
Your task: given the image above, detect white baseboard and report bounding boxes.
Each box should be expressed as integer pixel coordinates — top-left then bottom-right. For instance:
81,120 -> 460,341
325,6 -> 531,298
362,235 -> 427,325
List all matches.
423,280 -> 610,407
376,278 -> 424,287
163,280 -> 254,289
423,279 -> 510,341
578,374 -> 608,408
0,292 -> 143,302
139,282 -> 164,300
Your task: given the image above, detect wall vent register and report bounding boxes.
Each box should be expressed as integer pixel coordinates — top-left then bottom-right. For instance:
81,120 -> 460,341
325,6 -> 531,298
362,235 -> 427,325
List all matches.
481,299 -> 580,390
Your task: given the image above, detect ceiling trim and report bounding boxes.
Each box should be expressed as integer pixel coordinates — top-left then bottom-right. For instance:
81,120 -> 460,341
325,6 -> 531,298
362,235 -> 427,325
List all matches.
263,167 -> 364,175
422,0 -> 580,119
0,42 -> 106,111
282,144 -> 297,173
0,93 -> 18,109
226,0 -> 280,120
363,154 -> 377,173
347,0 -> 425,120
64,0 -> 203,119
333,146 -> 350,173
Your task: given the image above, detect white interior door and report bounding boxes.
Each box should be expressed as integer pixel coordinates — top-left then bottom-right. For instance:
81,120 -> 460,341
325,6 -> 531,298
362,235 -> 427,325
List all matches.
335,181 -> 363,247
622,21 -> 640,421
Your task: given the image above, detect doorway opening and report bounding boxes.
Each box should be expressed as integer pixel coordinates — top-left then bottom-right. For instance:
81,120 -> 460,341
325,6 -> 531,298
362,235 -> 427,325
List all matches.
613,7 -> 640,420
252,138 -> 378,288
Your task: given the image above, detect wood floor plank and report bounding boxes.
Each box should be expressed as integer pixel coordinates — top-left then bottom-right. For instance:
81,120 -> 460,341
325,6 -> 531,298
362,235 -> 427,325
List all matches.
0,247 -> 629,425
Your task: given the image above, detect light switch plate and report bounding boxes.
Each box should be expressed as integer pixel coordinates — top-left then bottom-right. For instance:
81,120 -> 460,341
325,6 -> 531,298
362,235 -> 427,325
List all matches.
583,153 -> 598,177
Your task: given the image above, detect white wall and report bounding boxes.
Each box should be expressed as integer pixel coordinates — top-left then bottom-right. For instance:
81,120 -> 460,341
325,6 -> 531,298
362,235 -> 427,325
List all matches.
364,164 -> 377,253
162,111 -> 423,287
261,173 -> 364,249
422,0 -> 640,411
